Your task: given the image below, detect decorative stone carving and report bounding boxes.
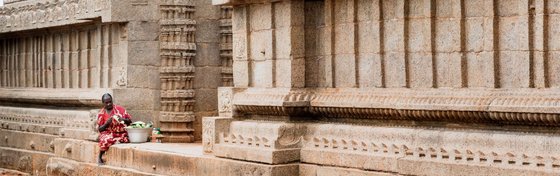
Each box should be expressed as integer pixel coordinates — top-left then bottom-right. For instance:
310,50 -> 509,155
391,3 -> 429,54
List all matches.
300,123 -> 560,175
202,116 -> 232,153
213,120 -> 305,164
230,88 -> 560,127
159,1 -> 198,143
220,6 -> 233,87
0,0 -> 111,33
0,24 -> 124,89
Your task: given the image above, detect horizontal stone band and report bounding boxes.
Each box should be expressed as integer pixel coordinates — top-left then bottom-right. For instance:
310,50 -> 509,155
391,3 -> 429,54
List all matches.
0,88 -> 110,107
233,88 -> 560,126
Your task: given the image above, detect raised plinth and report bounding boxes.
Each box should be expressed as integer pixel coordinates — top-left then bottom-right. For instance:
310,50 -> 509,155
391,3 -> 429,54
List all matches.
46,143 -> 299,176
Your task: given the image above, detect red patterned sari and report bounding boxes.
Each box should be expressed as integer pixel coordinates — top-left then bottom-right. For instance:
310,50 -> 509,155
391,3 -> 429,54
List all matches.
97,105 -> 131,151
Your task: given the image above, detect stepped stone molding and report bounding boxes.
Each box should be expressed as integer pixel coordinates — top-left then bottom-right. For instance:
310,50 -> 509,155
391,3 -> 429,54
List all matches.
214,120 -> 304,164
232,88 -> 560,126
0,106 -> 96,130
0,0 -> 111,33
207,119 -> 560,175
301,123 -> 560,175
0,106 -> 98,139
0,88 -> 109,107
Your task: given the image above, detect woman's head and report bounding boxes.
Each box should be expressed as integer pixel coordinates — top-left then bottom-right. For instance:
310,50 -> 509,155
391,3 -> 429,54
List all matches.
102,93 -> 113,110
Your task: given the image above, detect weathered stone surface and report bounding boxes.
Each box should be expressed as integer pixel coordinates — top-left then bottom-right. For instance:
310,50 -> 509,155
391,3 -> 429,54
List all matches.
128,41 -> 161,66
202,117 -> 233,153
126,65 -> 160,89
0,129 -> 57,153
300,164 -> 399,176
0,147 -> 53,175
194,89 -> 218,112
0,168 -> 30,176
47,157 -> 158,176
214,121 -> 304,164
53,138 -> 98,164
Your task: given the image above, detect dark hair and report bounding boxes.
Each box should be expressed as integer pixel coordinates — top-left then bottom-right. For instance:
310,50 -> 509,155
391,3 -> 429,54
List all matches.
101,93 -> 113,101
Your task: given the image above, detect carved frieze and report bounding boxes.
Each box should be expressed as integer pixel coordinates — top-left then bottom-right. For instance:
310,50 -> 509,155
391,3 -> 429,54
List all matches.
0,106 -> 97,138
0,0 -> 111,33
300,123 -> 560,174
232,88 -> 560,127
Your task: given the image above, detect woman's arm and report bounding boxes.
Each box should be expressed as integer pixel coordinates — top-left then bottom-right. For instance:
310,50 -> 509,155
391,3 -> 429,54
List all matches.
121,118 -> 132,126
98,118 -> 112,132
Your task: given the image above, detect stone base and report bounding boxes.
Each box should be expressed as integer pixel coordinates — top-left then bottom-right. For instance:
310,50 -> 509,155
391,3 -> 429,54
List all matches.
300,164 -> 399,176
0,147 -> 54,175
5,140 -> 559,176
47,157 -> 158,176
214,144 -> 300,164
0,168 -> 30,176
47,143 -> 298,176
161,135 -> 194,143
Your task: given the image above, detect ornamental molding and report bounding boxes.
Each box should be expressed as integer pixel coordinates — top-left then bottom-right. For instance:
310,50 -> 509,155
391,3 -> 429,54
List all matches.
231,88 -> 560,126
0,0 -> 111,33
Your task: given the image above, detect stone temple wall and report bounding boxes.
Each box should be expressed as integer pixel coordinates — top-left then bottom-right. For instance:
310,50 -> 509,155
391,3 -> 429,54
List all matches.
0,0 -> 161,173
0,0 -> 230,174
204,0 -> 560,175
157,0 -> 231,142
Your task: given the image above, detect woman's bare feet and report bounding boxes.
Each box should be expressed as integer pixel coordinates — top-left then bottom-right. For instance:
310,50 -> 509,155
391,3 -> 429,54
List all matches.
97,157 -> 105,166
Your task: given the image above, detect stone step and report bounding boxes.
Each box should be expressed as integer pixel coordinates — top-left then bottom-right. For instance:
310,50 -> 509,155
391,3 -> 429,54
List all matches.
103,143 -> 202,175
0,129 -> 57,153
102,143 -> 298,176
53,138 -> 99,164
159,128 -> 195,132
0,147 -> 54,176
0,121 -> 61,135
2,142 -> 299,176
47,157 -> 163,176
0,168 -> 31,176
160,135 -> 194,143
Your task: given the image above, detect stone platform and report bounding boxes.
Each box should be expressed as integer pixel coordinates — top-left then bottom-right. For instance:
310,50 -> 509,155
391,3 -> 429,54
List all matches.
44,142 -> 299,176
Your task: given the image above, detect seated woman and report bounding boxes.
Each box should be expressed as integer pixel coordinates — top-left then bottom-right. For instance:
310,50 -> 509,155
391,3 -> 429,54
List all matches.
97,93 -> 132,165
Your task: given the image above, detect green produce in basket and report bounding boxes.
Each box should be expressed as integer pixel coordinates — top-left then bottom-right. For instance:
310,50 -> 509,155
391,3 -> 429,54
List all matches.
130,121 -> 153,128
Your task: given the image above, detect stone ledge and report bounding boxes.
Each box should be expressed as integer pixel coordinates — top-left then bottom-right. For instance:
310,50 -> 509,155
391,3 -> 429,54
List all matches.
0,0 -> 112,33
0,168 -> 30,176
0,147 -> 54,175
214,144 -> 300,164
0,88 -> 110,107
0,129 -> 57,153
208,119 -> 560,175
102,143 -> 298,176
0,0 -> 159,34
212,0 -> 275,6
300,164 -> 400,176
300,123 -> 560,175
46,157 -> 159,176
232,88 -> 560,126
0,106 -> 97,136
53,138 -> 99,164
